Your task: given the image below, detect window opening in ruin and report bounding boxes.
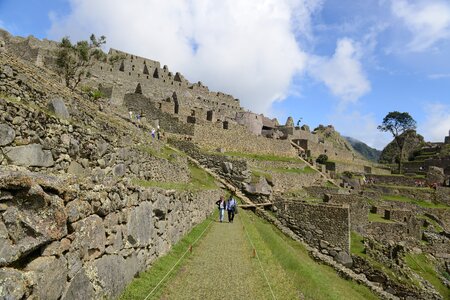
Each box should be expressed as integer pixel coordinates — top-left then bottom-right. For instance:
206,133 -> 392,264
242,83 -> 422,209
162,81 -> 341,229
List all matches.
147,76 -> 149,79
119,61 -> 125,72
153,68 -> 159,78
129,72 -> 131,76
173,92 -> 179,114
110,68 -> 112,72
135,83 -> 142,94
404,217 -> 407,222
100,66 -> 102,70
223,121 -> 229,129
143,64 -> 150,75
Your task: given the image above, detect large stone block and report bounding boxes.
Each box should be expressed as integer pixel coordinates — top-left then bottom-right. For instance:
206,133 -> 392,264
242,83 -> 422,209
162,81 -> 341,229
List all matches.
0,123 -> 15,146
25,256 -> 68,300
3,144 -> 54,167
70,215 -> 106,261
61,269 -> 95,300
48,97 -> 70,119
90,254 -> 134,299
126,201 -> 153,247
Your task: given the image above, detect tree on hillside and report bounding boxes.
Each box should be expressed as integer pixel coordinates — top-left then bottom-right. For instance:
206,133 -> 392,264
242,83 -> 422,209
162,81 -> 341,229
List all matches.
377,111 -> 416,173
56,34 -> 106,89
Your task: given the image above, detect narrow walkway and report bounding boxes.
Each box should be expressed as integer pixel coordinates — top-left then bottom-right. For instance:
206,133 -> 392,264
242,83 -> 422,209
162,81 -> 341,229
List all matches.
158,216 -> 273,300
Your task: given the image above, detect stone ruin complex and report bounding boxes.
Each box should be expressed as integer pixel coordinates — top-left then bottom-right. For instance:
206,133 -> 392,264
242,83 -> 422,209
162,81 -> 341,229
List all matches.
0,29 -> 449,300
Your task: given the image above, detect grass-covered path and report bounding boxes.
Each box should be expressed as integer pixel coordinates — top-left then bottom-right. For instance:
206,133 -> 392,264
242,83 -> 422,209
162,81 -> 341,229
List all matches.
157,214 -> 276,300
120,210 -> 379,300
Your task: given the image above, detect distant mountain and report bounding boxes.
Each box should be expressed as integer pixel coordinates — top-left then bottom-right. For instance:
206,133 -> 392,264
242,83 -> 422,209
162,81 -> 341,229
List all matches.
344,136 -> 381,162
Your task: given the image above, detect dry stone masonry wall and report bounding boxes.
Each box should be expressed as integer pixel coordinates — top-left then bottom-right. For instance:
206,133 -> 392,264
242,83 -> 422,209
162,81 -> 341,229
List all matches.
0,171 -> 220,299
274,199 -> 350,255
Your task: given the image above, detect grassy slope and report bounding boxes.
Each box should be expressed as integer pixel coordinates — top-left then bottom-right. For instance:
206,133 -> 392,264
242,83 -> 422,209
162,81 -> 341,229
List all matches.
404,253 -> 450,299
242,212 -> 379,300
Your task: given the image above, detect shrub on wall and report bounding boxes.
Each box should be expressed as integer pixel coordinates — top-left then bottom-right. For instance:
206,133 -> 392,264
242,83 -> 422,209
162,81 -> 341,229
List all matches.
316,154 -> 328,164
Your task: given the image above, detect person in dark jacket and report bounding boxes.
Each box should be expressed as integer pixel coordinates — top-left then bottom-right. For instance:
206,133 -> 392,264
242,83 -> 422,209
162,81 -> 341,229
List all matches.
226,196 -> 237,223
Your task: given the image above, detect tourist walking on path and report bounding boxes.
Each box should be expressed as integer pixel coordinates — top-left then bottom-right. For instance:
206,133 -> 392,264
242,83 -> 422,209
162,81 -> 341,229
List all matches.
215,196 -> 226,222
226,196 -> 237,223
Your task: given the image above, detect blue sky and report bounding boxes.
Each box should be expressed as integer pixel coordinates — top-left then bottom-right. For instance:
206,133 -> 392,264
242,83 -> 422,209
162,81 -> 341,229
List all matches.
1,0 -> 450,149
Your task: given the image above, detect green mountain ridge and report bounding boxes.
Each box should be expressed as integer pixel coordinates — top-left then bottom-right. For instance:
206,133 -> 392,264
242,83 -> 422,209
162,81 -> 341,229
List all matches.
344,136 -> 381,162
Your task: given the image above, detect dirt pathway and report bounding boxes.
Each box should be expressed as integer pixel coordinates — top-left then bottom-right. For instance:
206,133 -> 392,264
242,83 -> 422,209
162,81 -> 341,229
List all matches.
158,215 -> 274,300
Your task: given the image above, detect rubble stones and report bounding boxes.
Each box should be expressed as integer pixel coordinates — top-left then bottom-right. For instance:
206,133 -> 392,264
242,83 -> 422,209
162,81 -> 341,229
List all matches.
3,144 -> 54,167
0,123 -> 15,146
0,268 -> 27,299
48,97 -> 70,119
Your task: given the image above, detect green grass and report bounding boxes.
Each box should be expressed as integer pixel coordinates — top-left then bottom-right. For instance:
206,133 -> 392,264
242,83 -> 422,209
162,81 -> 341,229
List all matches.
188,163 -> 217,189
132,163 -> 217,191
416,215 -> 444,233
219,151 -> 302,162
404,253 -> 450,299
137,144 -> 184,161
251,169 -> 273,183
241,211 -> 379,300
375,183 -> 433,191
119,214 -> 216,300
270,165 -> 317,174
381,195 -> 449,209
350,231 -> 366,257
368,213 -> 396,223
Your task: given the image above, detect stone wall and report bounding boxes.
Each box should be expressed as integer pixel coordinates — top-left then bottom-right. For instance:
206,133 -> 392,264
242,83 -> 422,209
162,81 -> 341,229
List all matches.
368,185 -> 449,206
365,221 -> 421,243
192,122 -> 297,157
245,160 -> 323,193
274,200 -> 350,253
0,52 -> 223,299
325,161 -> 391,175
124,93 -> 195,136
0,170 -> 220,299
325,194 -> 371,233
403,158 -> 450,175
169,139 -> 250,188
0,32 -> 243,121
366,174 -> 424,187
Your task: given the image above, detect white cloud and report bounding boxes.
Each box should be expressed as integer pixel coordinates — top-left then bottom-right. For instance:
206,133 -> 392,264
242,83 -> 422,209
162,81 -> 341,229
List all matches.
418,102 -> 450,142
307,38 -> 371,105
47,0 -> 318,114
328,110 -> 391,150
391,0 -> 450,52
428,73 -> 450,79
